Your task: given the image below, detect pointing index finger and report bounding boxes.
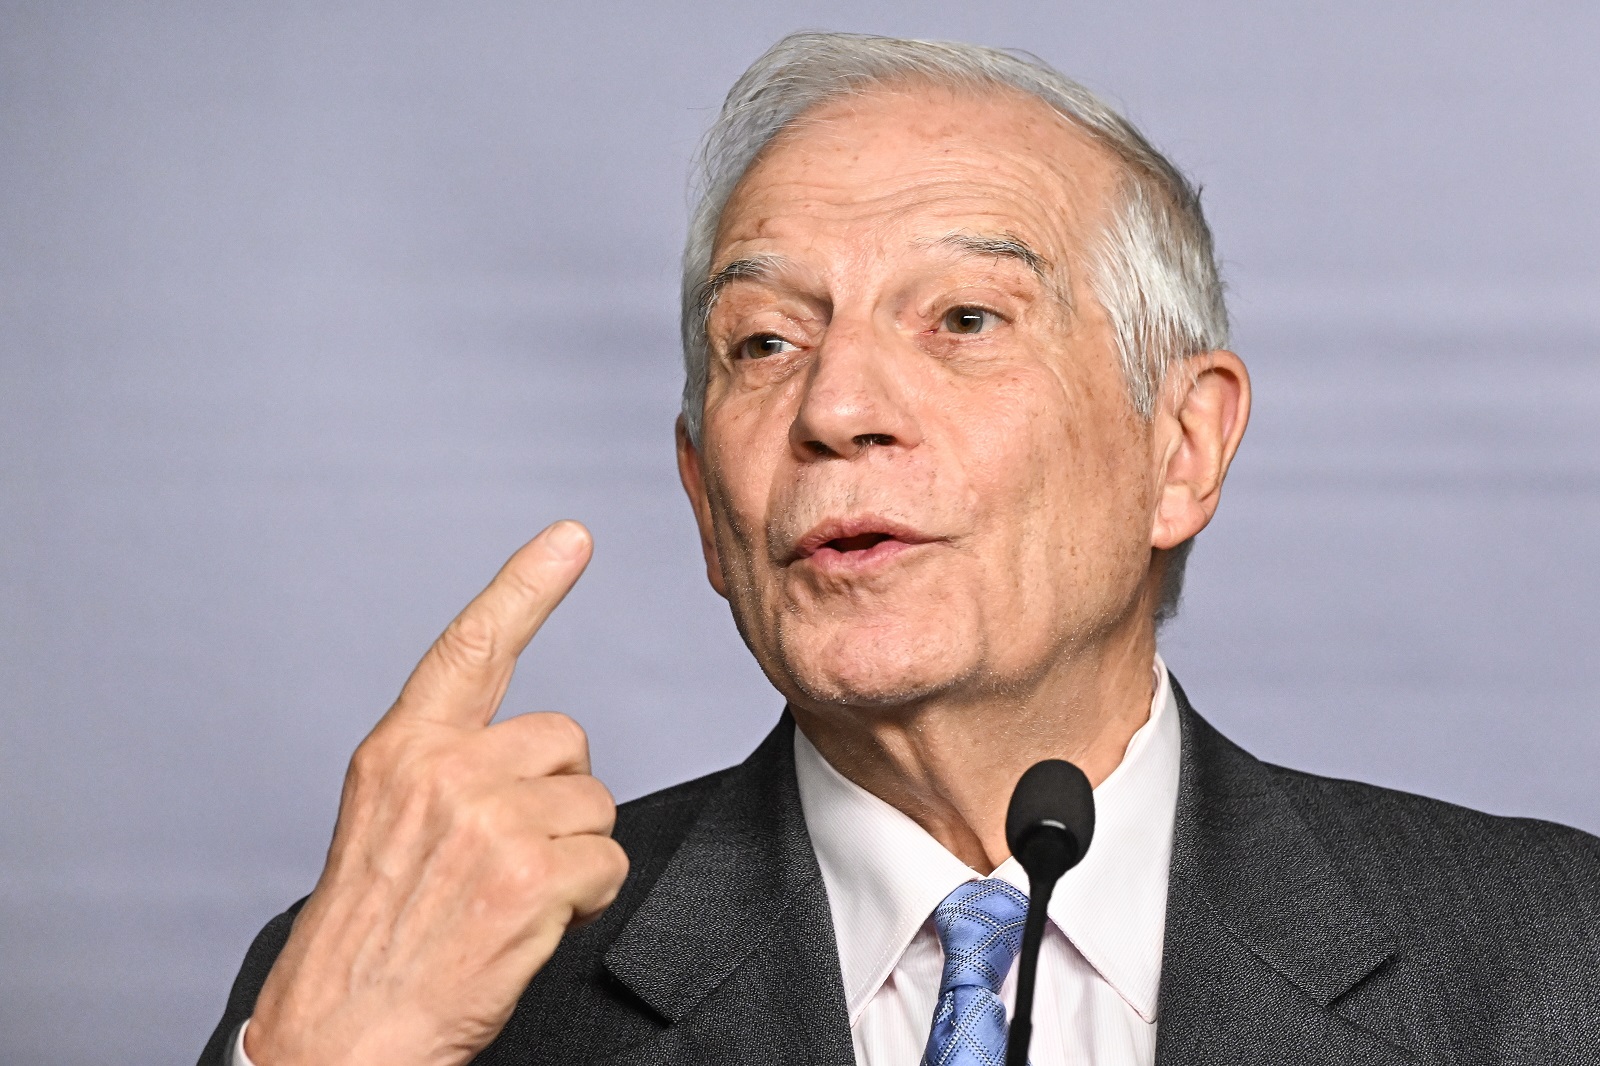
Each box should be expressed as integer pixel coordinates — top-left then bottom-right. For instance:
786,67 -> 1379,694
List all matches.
390,521 -> 592,727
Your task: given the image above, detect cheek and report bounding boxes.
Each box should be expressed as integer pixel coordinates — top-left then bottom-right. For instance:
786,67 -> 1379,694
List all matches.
948,368 -> 1080,516
1050,415 -> 1156,588
962,367 -> 1153,572
701,396 -> 794,573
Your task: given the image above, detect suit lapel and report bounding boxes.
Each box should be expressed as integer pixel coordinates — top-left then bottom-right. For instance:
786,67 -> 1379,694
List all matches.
1156,681 -> 1414,1064
601,715 -> 856,1065
599,684 -> 1420,1064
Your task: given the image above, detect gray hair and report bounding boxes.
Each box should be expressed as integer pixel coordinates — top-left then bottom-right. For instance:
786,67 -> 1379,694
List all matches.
679,31 -> 1229,621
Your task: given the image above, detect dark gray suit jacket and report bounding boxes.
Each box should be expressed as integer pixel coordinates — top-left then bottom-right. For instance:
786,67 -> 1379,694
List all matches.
199,682 -> 1600,1064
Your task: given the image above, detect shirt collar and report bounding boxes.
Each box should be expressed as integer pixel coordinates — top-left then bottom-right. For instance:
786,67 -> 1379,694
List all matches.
794,656 -> 1181,1024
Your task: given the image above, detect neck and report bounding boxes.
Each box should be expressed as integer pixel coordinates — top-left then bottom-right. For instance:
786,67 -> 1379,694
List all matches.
790,612 -> 1157,874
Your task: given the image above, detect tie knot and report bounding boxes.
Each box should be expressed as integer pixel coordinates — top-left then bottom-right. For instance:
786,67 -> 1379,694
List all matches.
931,878 -> 1029,994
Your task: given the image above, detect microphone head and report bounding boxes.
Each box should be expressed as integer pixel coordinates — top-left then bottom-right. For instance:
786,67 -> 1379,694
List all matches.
1005,759 -> 1095,885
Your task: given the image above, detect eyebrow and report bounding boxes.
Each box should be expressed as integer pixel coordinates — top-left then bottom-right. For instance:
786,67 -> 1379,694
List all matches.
695,232 -> 1055,323
695,253 -> 792,324
932,232 -> 1052,280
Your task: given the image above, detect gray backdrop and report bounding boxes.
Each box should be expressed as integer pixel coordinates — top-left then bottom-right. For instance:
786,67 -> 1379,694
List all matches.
3,2 -> 1597,1062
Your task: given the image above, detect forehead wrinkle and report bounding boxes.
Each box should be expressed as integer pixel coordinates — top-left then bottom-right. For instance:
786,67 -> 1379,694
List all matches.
723,153 -> 1092,288
713,105 -> 1105,320
705,221 -> 1074,330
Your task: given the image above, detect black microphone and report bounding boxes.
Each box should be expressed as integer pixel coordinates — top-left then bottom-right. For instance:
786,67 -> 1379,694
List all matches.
1004,759 -> 1095,1066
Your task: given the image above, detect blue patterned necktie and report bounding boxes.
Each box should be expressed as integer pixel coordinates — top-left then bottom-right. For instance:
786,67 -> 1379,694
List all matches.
921,878 -> 1030,1066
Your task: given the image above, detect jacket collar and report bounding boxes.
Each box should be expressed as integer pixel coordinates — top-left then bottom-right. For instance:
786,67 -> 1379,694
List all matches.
602,683 -> 1416,1065
1156,677 -> 1413,1064
602,714 -> 855,1064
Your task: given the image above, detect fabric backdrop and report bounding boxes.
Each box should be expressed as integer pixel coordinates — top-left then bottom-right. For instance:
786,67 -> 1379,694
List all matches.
2,2 -> 1596,1062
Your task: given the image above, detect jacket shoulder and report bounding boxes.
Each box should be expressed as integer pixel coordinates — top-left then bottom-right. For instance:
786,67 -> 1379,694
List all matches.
1264,760 -> 1600,964
1266,760 -> 1600,881
1176,691 -> 1600,913
1176,698 -> 1600,1057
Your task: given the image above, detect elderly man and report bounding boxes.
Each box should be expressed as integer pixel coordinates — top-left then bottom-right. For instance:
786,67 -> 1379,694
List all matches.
200,32 -> 1600,1066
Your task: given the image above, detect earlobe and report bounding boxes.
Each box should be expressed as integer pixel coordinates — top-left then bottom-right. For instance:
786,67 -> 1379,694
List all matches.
675,418 -> 729,599
1150,351 -> 1251,550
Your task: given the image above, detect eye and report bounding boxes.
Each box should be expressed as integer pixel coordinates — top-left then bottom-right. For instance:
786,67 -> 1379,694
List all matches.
738,333 -> 798,360
942,306 -> 995,335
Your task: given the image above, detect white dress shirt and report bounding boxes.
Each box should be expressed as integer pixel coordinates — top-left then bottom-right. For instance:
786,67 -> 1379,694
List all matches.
794,657 -> 1181,1066
234,659 -> 1179,1066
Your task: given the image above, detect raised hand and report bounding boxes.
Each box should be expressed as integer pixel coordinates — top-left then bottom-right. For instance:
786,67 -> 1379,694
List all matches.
243,521 -> 628,1066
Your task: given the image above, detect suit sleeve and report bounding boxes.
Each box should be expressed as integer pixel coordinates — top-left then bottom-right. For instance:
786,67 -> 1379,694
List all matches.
195,901 -> 306,1066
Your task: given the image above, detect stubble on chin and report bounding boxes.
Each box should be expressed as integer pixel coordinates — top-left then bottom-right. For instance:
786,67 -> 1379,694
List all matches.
766,594 -> 987,712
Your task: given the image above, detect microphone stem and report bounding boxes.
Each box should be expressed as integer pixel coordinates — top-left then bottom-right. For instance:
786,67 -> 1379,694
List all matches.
1006,875 -> 1057,1066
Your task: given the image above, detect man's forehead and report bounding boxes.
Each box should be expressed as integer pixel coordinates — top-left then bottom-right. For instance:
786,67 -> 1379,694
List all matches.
711,82 -> 1119,272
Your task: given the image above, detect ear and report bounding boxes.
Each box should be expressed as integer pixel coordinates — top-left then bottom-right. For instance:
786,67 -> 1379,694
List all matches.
1150,350 -> 1251,550
675,416 -> 729,599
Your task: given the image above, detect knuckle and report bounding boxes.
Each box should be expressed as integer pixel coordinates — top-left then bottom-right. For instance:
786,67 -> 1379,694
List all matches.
500,711 -> 589,770
426,747 -> 479,805
347,732 -> 397,790
347,736 -> 380,782
585,839 -> 630,913
601,838 -> 630,886
579,773 -> 616,807
500,563 -> 552,607
537,711 -> 588,757
441,794 -> 499,858
500,842 -> 555,897
435,613 -> 501,674
573,775 -> 617,823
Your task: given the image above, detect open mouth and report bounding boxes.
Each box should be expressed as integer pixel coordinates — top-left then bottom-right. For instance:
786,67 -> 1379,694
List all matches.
791,517 -> 935,570
825,532 -> 896,553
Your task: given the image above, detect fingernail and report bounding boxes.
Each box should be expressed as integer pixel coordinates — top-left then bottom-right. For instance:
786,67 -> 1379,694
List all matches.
546,521 -> 589,559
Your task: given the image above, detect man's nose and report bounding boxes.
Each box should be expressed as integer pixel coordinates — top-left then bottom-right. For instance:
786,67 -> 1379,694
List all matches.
789,322 -> 924,460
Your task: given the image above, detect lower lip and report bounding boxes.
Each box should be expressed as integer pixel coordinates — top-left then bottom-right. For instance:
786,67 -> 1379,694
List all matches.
801,538 -> 924,574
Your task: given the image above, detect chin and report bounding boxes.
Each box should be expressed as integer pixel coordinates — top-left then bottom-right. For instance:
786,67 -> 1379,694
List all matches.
773,617 -> 979,710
